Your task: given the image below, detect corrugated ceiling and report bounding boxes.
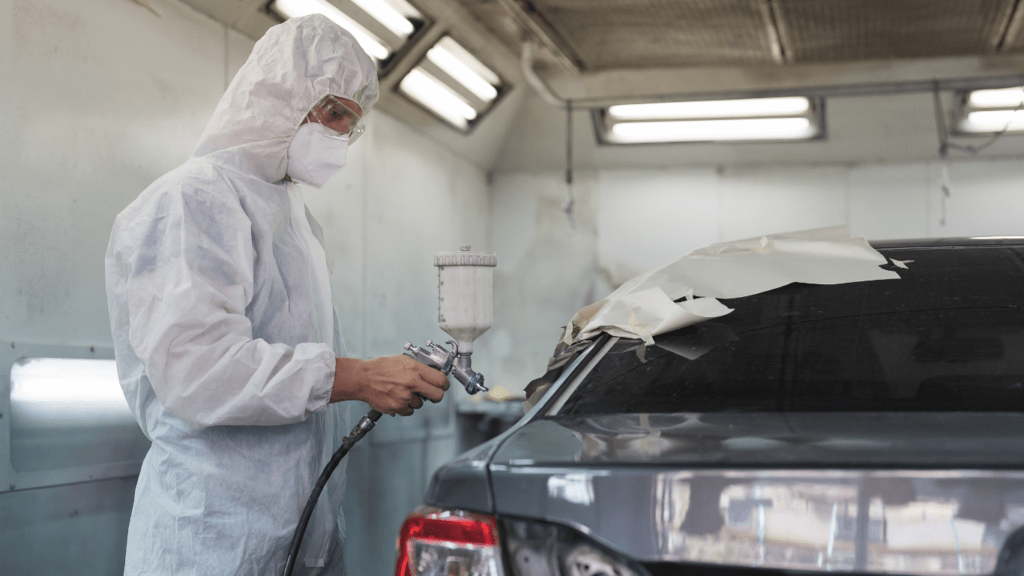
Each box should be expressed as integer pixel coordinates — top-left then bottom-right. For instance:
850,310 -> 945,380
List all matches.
473,0 -> 1024,71
774,0 -> 1016,62
518,0 -> 778,68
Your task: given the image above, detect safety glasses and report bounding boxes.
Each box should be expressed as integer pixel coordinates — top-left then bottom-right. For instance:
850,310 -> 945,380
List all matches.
312,94 -> 365,143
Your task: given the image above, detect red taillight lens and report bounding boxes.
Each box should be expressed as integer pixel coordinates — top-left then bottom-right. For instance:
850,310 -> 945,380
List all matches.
395,506 -> 504,576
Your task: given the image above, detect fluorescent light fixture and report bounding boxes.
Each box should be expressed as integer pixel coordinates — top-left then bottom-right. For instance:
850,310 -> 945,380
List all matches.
608,97 -> 811,121
957,85 -> 1024,134
11,358 -> 134,426
968,86 -> 1024,109
397,36 -> 507,131
598,96 -> 821,144
962,110 -> 1024,132
270,0 -> 390,60
609,117 -> 814,144
349,0 -> 414,38
399,68 -> 477,129
427,37 -> 499,102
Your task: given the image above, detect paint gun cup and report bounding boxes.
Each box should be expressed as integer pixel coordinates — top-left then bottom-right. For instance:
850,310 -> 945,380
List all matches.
434,245 -> 497,357
400,245 -> 496,397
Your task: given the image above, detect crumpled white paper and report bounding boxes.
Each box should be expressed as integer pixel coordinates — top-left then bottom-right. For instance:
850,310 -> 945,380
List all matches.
563,226 -> 901,345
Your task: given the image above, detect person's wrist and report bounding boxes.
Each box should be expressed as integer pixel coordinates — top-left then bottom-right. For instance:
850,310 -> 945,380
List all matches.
331,357 -> 365,403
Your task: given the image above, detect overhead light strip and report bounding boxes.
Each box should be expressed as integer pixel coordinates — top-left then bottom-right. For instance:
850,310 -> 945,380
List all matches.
426,42 -> 498,102
270,0 -> 391,60
599,96 -> 820,144
968,86 -> 1024,109
399,68 -> 477,129
958,85 -> 1024,134
608,97 -> 811,121
610,117 -> 815,144
349,0 -> 414,38
962,110 -> 1024,132
396,36 -> 507,132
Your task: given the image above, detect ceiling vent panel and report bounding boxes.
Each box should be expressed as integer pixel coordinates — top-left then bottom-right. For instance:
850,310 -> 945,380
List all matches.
773,0 -> 1018,63
513,0 -> 779,70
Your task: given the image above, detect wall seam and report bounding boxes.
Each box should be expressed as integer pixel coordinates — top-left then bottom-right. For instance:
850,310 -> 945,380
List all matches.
716,166 -> 725,243
926,161 -> 934,238
224,24 -> 229,91
361,121 -> 370,360
844,166 -> 852,233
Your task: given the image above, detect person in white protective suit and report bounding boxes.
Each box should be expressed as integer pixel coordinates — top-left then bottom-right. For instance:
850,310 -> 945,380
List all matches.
104,14 -> 448,575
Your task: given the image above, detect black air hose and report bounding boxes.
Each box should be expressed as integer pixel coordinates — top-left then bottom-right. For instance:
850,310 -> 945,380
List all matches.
282,409 -> 383,576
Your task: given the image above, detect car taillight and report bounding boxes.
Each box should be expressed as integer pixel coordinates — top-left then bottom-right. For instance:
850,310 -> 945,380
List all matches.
395,505 -> 505,576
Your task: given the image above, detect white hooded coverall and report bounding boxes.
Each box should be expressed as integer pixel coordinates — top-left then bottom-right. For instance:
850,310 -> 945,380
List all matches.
104,15 -> 379,575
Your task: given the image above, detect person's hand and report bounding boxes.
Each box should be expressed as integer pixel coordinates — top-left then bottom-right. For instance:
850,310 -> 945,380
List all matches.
331,356 -> 449,416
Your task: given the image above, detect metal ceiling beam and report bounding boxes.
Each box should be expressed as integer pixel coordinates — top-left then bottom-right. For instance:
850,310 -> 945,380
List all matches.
760,0 -> 787,65
562,73 -> 1024,108
997,0 -> 1024,51
493,0 -> 585,73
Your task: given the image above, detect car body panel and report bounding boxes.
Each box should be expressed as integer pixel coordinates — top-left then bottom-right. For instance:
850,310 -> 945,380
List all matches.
491,463 -> 1024,575
484,413 -> 1024,573
491,413 -> 1024,468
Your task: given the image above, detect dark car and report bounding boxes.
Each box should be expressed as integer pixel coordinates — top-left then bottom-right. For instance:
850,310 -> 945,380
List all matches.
395,238 -> 1024,576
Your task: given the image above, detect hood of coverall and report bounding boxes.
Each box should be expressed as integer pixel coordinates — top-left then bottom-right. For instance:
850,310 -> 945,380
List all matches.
192,14 -> 379,183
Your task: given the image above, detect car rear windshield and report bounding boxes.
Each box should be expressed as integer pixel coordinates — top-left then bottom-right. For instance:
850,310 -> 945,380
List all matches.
559,244 -> 1024,415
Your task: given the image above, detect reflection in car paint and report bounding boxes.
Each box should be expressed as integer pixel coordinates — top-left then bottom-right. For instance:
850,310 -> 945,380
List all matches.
488,412 -> 1024,575
491,465 -> 1024,575
548,474 -> 595,506
649,471 -> 1018,574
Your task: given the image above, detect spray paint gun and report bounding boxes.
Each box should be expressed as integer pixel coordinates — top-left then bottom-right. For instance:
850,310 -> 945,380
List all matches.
403,340 -> 487,395
403,244 -> 496,396
283,245 -> 498,576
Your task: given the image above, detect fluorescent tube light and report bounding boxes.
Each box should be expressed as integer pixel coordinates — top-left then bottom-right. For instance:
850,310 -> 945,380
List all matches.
967,86 -> 1024,109
960,109 -> 1024,133
399,68 -> 477,129
11,358 -> 134,426
427,38 -> 499,102
270,0 -> 390,60
608,97 -> 811,121
349,0 -> 414,37
609,117 -> 815,144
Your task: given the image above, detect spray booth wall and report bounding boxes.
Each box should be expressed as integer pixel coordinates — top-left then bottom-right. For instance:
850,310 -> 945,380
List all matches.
0,0 -> 489,574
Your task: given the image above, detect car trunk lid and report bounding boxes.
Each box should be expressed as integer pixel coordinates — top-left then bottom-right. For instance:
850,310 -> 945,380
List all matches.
488,413 -> 1024,575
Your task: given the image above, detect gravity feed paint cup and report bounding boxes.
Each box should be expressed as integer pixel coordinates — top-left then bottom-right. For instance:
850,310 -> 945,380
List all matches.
435,245 -> 497,355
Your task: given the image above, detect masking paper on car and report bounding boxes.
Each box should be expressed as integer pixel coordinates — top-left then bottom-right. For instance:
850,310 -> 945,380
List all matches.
564,226 -> 901,345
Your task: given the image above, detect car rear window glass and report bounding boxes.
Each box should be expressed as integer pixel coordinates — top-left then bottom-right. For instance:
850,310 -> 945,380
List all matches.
559,245 -> 1024,415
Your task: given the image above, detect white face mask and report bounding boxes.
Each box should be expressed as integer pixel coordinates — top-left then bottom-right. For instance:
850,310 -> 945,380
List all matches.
286,122 -> 349,189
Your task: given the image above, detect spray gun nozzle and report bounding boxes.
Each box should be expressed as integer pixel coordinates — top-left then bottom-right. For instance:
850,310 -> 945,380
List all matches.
451,352 -> 487,395
462,372 -> 488,395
